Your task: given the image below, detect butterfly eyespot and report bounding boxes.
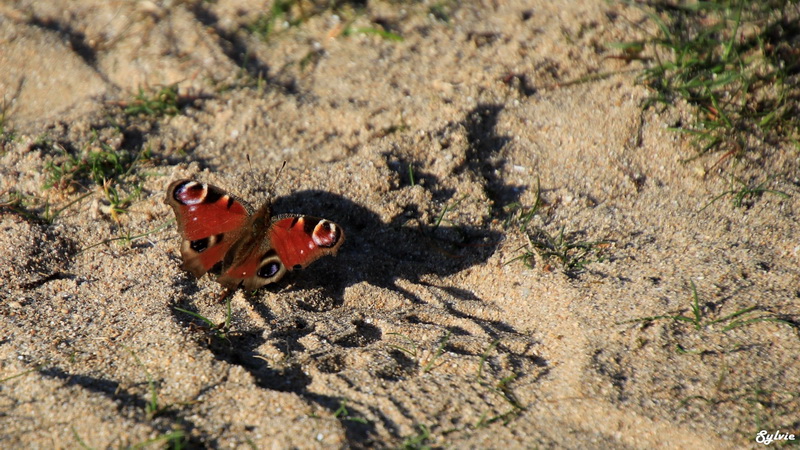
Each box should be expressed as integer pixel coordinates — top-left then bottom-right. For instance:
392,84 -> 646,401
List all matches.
258,261 -> 281,278
190,237 -> 210,252
312,220 -> 341,248
173,181 -> 207,205
188,234 -> 223,253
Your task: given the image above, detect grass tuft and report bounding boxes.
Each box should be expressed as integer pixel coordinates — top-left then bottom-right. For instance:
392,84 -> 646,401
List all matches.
503,178 -> 542,232
0,189 -> 91,224
422,331 -> 452,374
386,332 -> 419,359
332,399 -> 369,424
474,340 -> 525,426
433,194 -> 468,230
40,131 -> 152,223
509,227 -> 611,276
174,296 -> 233,343
386,331 -> 453,374
401,424 -> 432,450
248,0 -> 304,41
700,176 -> 790,211
503,179 -> 609,275
342,26 -> 404,41
623,280 -> 798,337
129,430 -> 185,449
44,140 -> 139,191
124,347 -> 163,419
124,84 -> 183,117
247,0 -> 405,43
622,0 -> 800,164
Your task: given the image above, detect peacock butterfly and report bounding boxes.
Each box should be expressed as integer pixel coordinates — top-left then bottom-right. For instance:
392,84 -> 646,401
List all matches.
165,179 -> 344,290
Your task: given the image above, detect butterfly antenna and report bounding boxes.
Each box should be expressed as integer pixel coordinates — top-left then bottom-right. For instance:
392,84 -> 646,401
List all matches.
245,154 -> 260,189
268,161 -> 287,198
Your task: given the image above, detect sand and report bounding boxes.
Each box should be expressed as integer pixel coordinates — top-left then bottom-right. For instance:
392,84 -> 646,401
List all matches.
1,0 -> 798,448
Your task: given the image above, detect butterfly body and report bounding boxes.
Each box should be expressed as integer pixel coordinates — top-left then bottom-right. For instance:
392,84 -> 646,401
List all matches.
165,180 -> 344,290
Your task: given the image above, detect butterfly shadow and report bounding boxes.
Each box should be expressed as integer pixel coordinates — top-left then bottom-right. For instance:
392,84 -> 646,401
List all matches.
265,190 -> 537,360
268,190 -> 503,307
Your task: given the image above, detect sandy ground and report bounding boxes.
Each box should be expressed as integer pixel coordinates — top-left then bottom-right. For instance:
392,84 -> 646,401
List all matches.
1,0 -> 799,448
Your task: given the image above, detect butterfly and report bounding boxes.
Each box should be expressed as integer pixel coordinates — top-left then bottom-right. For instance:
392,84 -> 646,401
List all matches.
165,179 -> 344,290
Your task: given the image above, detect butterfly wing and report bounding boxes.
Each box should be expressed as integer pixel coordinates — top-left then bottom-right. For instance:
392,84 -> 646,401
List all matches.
165,180 -> 251,278
217,214 -> 345,290
270,215 -> 344,269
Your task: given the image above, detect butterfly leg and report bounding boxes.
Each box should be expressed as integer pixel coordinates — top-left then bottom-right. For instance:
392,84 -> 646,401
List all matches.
217,287 -> 236,303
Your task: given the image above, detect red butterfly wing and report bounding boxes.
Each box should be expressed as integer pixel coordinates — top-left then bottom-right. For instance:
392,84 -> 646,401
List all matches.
165,180 -> 250,277
269,215 -> 344,270
218,246 -> 285,291
218,215 -> 344,291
